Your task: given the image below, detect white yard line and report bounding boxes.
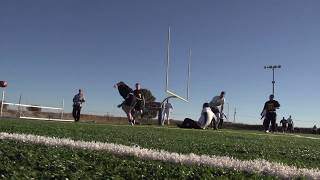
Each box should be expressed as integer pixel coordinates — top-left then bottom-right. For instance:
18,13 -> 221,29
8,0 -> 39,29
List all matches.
290,134 -> 320,140
0,132 -> 319,179
220,129 -> 320,140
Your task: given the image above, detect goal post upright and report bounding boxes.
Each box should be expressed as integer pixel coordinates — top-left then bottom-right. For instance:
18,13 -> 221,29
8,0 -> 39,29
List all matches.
164,26 -> 191,102
159,27 -> 192,125
166,26 -> 171,93
187,48 -> 191,100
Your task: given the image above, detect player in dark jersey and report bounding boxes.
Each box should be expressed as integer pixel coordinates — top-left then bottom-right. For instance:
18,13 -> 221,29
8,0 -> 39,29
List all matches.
114,81 -> 136,125
114,81 -> 133,100
261,94 -> 280,133
133,83 -> 145,115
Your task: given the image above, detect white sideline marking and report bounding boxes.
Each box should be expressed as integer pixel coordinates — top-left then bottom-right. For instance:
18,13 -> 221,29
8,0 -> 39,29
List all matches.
20,116 -> 74,122
0,132 -> 319,179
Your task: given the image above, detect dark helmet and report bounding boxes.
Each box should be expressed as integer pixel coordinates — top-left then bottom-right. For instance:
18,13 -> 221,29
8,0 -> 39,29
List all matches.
203,103 -> 210,108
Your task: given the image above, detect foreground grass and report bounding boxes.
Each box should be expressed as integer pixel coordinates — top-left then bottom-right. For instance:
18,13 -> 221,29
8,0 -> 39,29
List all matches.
0,118 -> 319,178
0,140 -> 278,179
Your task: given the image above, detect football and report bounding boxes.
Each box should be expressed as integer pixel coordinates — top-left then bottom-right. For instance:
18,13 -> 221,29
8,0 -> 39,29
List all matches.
0,81 -> 8,88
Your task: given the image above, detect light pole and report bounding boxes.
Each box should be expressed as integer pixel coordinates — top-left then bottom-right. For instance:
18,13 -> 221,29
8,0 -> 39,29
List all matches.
264,65 -> 281,95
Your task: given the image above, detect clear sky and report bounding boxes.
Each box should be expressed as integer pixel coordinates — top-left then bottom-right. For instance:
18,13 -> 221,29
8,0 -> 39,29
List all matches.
1,0 -> 320,127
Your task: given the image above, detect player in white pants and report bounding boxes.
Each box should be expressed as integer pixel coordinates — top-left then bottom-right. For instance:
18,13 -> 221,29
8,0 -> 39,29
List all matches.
162,101 -> 173,125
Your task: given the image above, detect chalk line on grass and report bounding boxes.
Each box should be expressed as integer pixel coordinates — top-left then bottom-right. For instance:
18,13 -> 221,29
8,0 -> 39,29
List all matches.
220,129 -> 320,140
0,132 -> 319,179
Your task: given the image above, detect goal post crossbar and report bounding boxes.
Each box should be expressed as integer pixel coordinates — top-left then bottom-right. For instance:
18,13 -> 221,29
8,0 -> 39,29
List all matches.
166,90 -> 189,102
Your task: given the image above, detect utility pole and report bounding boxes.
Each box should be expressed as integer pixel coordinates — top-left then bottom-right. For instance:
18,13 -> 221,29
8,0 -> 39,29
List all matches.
264,65 -> 281,95
18,94 -> 22,118
233,107 -> 236,123
227,102 -> 230,120
0,89 -> 4,117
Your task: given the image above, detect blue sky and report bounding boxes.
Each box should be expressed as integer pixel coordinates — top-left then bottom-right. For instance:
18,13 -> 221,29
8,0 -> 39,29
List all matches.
1,0 -> 320,127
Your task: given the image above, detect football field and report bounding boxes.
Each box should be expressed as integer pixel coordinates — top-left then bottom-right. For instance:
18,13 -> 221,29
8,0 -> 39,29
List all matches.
0,118 -> 319,179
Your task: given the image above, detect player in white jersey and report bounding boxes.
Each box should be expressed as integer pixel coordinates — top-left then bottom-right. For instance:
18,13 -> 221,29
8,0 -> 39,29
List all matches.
287,115 -> 294,133
178,103 -> 216,129
162,101 -> 173,125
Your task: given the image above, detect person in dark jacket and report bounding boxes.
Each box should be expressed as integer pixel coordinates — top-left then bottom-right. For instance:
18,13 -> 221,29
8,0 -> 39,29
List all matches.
72,89 -> 85,122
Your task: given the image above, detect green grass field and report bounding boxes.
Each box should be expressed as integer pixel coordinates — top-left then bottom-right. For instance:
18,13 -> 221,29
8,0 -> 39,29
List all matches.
0,118 -> 319,179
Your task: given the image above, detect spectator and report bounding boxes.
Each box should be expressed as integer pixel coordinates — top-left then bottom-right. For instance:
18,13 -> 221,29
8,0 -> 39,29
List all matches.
313,125 -> 317,134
